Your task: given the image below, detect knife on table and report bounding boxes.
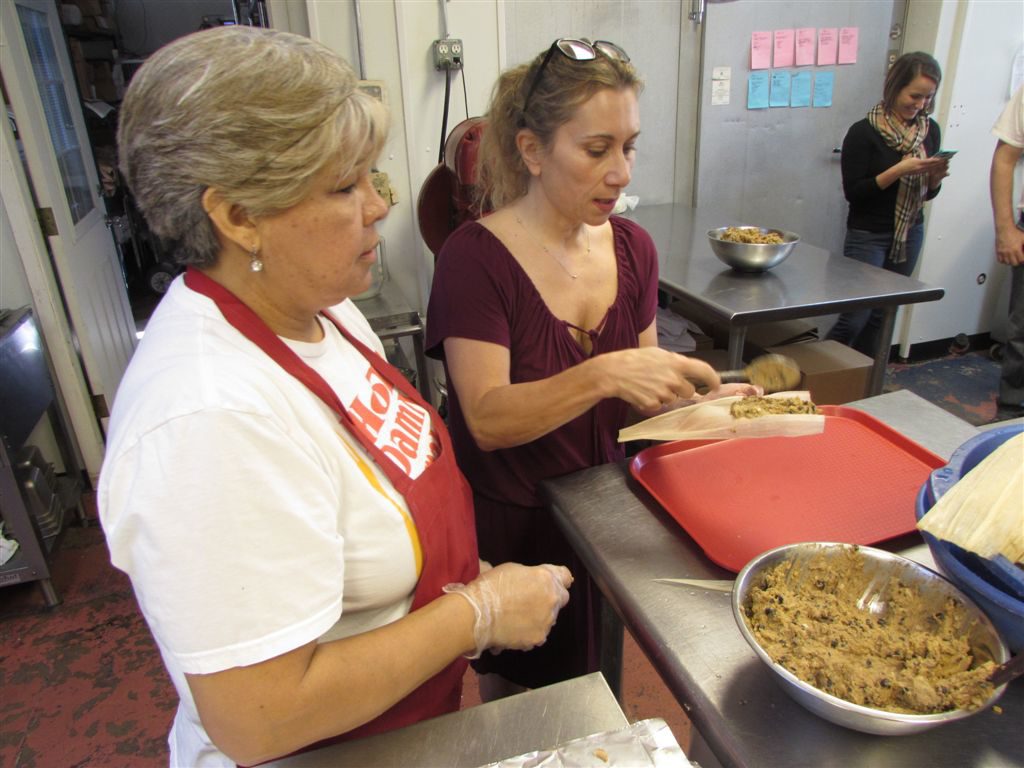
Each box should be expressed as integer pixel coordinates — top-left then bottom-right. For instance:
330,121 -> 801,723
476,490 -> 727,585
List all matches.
654,578 -> 734,592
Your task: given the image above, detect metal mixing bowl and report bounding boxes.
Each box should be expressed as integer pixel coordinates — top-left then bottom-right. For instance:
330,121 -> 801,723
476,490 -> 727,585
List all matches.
707,226 -> 799,272
732,542 -> 1009,736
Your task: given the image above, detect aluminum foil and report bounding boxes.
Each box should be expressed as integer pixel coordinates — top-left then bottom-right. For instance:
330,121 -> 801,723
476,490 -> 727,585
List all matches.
479,718 -> 693,767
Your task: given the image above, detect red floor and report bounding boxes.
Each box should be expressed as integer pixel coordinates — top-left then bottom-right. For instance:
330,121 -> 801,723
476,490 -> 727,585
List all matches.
0,499 -> 689,766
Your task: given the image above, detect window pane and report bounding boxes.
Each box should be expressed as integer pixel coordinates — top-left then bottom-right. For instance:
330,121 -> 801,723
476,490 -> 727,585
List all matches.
16,4 -> 94,225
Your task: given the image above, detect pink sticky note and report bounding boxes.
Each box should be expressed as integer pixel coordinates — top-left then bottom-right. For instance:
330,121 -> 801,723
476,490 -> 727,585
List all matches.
751,31 -> 771,70
773,29 -> 795,68
795,28 -> 816,66
838,27 -> 859,64
817,27 -> 838,66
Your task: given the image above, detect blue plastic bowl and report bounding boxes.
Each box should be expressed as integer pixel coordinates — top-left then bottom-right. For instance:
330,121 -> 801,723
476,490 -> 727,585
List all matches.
915,425 -> 1024,653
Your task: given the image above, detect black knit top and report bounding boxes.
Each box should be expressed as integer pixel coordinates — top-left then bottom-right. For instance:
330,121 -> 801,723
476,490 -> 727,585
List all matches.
840,117 -> 942,232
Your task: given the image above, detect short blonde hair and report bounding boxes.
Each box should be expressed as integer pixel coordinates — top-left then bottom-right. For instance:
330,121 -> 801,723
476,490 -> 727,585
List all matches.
118,26 -> 388,267
478,43 -> 642,210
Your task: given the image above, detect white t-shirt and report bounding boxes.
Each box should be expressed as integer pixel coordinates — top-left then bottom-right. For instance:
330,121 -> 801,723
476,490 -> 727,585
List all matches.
98,276 -> 436,767
992,84 -> 1024,211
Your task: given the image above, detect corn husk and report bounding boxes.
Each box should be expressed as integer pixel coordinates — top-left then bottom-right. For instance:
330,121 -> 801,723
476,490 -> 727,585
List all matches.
917,433 -> 1024,564
618,391 -> 825,443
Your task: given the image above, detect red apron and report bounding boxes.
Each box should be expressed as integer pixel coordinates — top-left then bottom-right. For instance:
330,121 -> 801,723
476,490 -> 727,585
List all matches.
183,268 -> 479,749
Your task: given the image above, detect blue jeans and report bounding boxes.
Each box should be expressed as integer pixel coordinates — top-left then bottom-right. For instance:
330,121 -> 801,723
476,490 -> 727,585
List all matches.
999,222 -> 1024,408
827,224 -> 924,357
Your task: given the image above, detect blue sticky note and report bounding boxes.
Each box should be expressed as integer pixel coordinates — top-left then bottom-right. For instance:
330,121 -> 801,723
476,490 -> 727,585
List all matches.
791,71 -> 812,107
748,71 -> 770,109
813,71 -> 834,107
770,70 -> 792,107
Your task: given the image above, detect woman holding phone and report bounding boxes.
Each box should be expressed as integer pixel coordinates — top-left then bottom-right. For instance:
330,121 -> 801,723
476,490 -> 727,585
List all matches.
828,51 -> 950,357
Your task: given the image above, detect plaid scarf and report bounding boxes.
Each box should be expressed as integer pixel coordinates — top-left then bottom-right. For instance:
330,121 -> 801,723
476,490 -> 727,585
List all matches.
867,103 -> 930,263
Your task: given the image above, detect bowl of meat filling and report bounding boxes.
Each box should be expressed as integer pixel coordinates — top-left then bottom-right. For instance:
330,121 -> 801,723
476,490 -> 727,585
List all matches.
707,226 -> 799,272
732,542 -> 1009,735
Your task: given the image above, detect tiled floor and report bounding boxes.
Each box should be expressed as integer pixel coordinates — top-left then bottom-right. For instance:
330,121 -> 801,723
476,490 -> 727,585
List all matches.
0,518 -> 176,768
884,349 -> 1005,426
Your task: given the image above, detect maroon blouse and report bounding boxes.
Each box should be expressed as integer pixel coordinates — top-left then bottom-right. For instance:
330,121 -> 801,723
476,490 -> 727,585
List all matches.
425,216 -> 659,508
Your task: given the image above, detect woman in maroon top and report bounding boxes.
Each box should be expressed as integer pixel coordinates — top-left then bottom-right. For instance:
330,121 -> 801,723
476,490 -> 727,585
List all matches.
426,38 -> 757,697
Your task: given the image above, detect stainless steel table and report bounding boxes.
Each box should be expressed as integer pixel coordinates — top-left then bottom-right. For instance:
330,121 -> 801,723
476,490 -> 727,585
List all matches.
276,672 -> 628,767
355,280 -> 431,401
624,204 -> 945,396
543,390 -> 1022,768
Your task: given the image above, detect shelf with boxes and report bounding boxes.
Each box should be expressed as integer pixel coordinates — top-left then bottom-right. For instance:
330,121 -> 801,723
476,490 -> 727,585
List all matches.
60,1 -> 169,304
59,0 -> 117,33
62,0 -> 124,103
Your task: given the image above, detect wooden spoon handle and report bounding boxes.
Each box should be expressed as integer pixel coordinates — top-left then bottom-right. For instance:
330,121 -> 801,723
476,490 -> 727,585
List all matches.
989,653 -> 1024,687
718,369 -> 748,384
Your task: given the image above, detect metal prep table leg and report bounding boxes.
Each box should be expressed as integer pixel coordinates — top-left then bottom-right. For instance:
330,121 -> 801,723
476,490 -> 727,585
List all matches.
869,307 -> 898,396
411,326 -> 432,403
726,326 -> 748,369
598,593 -> 624,701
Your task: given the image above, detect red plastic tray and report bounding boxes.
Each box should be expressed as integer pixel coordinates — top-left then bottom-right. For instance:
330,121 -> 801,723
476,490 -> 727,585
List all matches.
629,406 -> 945,572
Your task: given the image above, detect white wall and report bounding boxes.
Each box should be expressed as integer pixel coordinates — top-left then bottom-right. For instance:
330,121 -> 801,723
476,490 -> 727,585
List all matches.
901,0 -> 1023,350
304,0 -> 690,317
305,0 -> 502,325
502,1 -> 684,208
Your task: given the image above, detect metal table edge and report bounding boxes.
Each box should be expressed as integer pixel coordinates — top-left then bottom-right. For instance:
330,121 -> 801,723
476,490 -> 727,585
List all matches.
543,470 -> 747,768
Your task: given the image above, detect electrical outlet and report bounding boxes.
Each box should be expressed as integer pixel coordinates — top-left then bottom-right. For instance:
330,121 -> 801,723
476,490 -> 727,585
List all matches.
433,38 -> 463,70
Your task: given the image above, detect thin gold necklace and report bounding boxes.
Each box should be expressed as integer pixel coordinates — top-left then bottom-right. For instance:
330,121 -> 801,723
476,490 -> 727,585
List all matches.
514,215 -> 590,279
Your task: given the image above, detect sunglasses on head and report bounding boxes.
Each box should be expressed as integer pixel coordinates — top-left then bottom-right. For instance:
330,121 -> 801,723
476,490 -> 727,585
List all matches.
522,38 -> 630,115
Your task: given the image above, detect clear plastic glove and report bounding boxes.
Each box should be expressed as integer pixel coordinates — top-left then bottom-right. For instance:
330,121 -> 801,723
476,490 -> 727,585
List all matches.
696,382 -> 763,402
647,382 -> 763,414
443,562 -> 572,659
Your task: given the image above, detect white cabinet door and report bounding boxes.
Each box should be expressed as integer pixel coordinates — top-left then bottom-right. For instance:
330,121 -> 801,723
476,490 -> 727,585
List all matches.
1,0 -> 136,427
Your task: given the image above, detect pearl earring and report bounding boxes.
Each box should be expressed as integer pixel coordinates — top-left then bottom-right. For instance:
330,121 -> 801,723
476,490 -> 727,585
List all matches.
249,245 -> 263,273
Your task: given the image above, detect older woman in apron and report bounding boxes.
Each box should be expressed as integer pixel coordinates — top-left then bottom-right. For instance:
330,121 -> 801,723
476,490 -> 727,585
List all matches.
99,26 -> 571,768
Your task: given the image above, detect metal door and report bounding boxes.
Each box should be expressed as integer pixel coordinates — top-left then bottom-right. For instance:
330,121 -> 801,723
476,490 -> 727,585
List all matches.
1,0 -> 136,428
696,0 -> 902,260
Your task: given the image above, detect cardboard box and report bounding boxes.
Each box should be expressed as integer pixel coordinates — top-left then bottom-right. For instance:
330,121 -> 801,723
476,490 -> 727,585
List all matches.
71,0 -> 103,17
67,39 -> 93,99
744,319 -> 818,353
691,330 -> 714,351
667,302 -> 819,359
686,348 -> 732,369
767,340 -> 872,405
89,61 -> 118,101
92,78 -> 119,102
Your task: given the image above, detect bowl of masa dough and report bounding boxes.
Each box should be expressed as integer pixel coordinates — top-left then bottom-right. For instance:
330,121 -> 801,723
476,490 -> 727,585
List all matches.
707,226 -> 799,272
732,542 -> 1009,735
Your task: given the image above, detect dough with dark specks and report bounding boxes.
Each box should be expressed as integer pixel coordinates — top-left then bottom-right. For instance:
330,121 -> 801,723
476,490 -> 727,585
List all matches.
743,549 -> 996,714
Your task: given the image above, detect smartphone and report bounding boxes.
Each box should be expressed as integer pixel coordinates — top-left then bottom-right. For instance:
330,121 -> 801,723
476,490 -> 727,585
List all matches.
933,149 -> 957,159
